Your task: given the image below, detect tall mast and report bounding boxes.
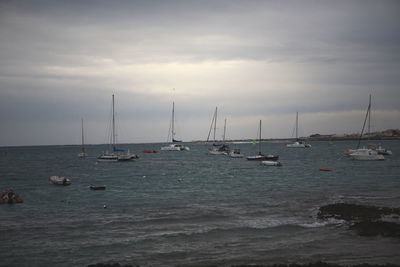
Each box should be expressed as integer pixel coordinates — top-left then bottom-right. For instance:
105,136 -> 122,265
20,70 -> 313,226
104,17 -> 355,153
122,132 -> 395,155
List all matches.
172,102 -> 175,141
296,112 -> 299,141
112,94 -> 116,151
368,94 -> 371,139
357,95 -> 371,149
206,107 -> 217,143
213,107 -> 218,142
259,120 -> 262,154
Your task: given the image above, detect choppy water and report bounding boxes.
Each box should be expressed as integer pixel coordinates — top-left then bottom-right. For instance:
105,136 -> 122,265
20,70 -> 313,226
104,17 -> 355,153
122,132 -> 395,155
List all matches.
1,141 -> 399,267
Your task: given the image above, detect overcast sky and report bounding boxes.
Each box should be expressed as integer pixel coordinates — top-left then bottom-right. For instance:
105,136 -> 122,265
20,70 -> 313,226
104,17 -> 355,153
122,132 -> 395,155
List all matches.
1,0 -> 399,146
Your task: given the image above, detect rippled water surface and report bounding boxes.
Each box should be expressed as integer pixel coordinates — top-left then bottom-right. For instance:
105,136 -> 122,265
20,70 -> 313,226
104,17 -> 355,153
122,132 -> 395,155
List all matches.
1,141 -> 399,266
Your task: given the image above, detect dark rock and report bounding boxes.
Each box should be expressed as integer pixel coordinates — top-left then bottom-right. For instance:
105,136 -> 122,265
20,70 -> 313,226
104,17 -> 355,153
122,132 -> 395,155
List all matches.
317,203 -> 400,221
317,203 -> 400,238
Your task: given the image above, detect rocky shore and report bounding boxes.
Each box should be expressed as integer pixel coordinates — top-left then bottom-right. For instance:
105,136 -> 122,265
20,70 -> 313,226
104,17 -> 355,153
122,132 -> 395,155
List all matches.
317,203 -> 400,238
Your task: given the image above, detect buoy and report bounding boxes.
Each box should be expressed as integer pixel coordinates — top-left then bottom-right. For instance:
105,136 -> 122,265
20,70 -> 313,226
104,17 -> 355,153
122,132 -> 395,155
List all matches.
103,205 -> 107,209
319,168 -> 332,172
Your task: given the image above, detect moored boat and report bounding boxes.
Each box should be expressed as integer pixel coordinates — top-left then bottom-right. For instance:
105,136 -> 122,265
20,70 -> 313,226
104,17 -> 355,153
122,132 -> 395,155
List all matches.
143,149 -> 158,153
161,102 -> 190,151
97,95 -> 138,162
90,185 -> 106,190
229,148 -> 244,158
246,120 -> 279,161
0,189 -> 23,204
261,160 -> 282,166
50,176 -> 71,185
346,95 -> 385,161
349,148 -> 385,161
286,112 -> 311,148
161,143 -> 190,151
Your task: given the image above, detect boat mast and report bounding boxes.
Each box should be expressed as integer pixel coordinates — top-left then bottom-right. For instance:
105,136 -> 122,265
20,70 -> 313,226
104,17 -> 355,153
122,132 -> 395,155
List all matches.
368,94 -> 371,141
213,107 -> 218,143
295,112 -> 299,141
206,107 -> 217,143
356,94 -> 371,149
259,120 -> 262,154
172,102 -> 175,142
112,94 -> 116,152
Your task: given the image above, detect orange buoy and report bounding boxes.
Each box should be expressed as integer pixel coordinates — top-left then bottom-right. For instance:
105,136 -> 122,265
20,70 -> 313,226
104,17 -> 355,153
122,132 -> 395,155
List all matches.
319,168 -> 332,172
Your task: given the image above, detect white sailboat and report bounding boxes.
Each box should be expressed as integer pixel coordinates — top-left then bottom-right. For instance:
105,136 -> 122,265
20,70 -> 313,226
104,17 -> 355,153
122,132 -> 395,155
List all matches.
161,102 -> 190,151
206,107 -> 230,155
97,94 -> 138,162
347,95 -> 385,161
246,120 -> 279,161
286,112 -> 311,148
78,118 -> 88,158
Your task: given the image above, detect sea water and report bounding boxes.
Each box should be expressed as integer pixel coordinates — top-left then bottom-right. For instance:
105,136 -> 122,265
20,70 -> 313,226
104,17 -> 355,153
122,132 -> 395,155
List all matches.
0,141 -> 399,266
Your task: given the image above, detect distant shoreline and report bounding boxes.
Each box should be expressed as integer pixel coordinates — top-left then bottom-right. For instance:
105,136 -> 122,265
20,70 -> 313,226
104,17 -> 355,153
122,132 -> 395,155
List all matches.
1,136 -> 400,148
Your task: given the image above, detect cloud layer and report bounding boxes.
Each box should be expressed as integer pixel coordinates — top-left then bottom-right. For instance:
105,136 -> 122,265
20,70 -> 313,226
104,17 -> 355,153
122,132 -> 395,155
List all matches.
1,0 -> 399,145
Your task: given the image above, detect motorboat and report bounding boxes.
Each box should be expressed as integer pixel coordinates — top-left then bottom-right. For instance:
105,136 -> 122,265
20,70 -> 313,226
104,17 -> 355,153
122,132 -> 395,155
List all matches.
261,160 -> 282,166
229,148 -> 244,158
286,140 -> 311,148
50,176 -> 71,185
209,144 -> 230,155
161,143 -> 190,151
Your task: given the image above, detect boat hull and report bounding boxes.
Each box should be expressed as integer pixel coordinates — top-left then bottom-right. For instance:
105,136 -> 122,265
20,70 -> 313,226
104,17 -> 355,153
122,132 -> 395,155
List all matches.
50,176 -> 71,185
247,154 -> 279,161
348,149 -> 385,161
161,144 -> 190,151
90,186 -> 106,190
261,160 -> 282,166
286,141 -> 311,148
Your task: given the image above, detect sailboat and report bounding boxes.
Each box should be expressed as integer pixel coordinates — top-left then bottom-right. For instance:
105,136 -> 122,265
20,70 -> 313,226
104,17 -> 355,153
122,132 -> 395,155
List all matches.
246,120 -> 279,161
347,95 -> 385,161
97,94 -> 138,162
207,107 -> 230,155
161,102 -> 190,151
286,112 -> 311,148
78,118 -> 88,158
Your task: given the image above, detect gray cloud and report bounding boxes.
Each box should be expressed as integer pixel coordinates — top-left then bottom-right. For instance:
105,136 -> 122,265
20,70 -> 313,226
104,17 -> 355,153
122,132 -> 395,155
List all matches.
0,0 -> 399,145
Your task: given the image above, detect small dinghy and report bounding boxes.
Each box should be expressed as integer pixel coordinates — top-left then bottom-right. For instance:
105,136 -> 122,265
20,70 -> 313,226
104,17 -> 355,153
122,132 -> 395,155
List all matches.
50,176 -> 71,185
0,189 -> 23,204
319,168 -> 332,171
261,160 -> 282,166
142,150 -> 158,153
90,185 -> 106,190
